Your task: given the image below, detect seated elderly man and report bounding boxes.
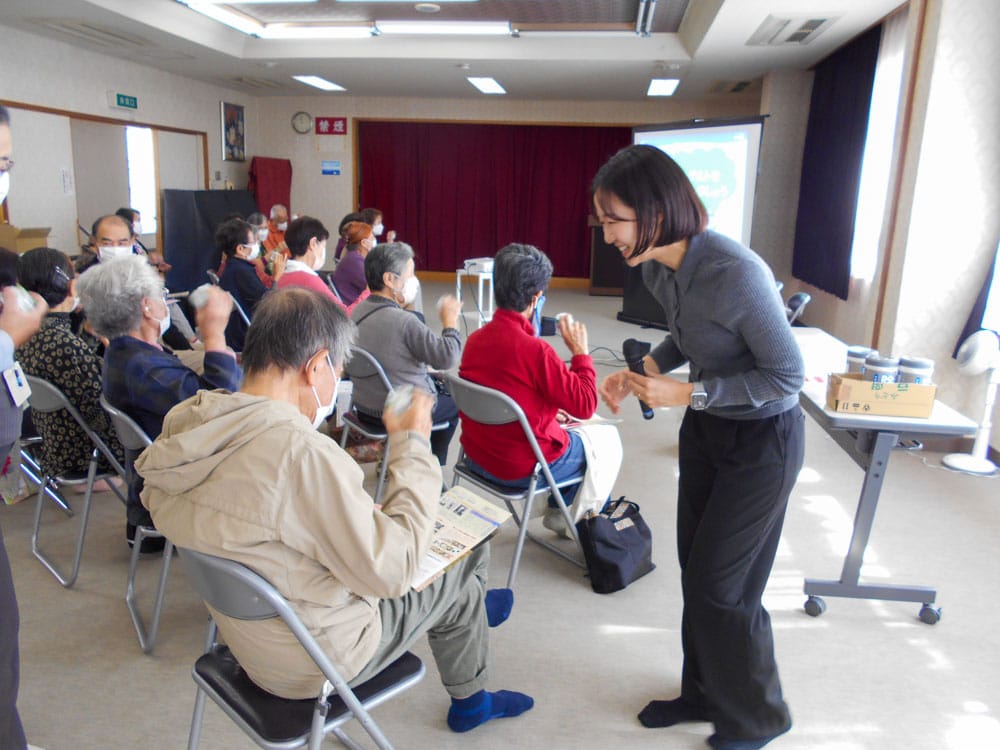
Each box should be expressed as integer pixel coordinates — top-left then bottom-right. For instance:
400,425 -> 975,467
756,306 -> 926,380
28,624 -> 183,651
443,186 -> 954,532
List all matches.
459,243 -> 620,536
76,255 -> 241,550
349,241 -> 462,466
136,288 -> 532,733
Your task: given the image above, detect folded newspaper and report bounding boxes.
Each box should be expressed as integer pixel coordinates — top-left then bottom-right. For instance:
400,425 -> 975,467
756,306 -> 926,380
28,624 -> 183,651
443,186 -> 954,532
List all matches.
411,485 -> 511,592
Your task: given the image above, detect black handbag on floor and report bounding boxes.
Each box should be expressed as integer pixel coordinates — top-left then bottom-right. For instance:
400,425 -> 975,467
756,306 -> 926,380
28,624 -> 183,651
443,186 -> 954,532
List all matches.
575,497 -> 655,594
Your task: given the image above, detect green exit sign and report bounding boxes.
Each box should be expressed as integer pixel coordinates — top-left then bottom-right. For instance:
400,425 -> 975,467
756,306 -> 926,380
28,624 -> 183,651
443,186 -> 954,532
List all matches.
107,91 -> 138,111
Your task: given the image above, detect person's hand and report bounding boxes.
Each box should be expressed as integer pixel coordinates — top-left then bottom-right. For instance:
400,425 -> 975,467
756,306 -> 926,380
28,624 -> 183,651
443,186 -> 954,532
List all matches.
558,315 -> 588,357
0,288 -> 47,347
195,286 -> 233,351
625,372 -> 695,409
437,294 -> 462,328
599,370 -> 631,415
271,252 -> 286,281
382,388 -> 433,439
386,229 -> 397,243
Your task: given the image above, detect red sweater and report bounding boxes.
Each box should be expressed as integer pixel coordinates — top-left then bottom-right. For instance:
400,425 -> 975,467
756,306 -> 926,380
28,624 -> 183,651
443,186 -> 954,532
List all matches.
276,270 -> 369,314
458,308 -> 597,480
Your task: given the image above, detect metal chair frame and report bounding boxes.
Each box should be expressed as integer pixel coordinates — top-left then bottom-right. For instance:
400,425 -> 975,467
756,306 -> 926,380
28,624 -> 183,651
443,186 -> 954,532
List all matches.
178,547 -> 425,750
786,291 -> 812,325
99,395 -> 174,654
25,376 -> 126,588
443,373 -> 586,587
340,347 -> 448,504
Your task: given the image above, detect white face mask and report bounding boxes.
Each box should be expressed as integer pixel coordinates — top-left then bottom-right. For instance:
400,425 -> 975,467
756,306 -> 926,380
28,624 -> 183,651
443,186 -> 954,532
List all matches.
277,222 -> 288,232
69,296 -> 80,313
312,243 -> 327,270
401,275 -> 420,305
246,243 -> 261,261
147,298 -> 171,337
133,221 -> 143,236
258,228 -> 269,241
0,171 -> 9,204
373,222 -> 385,236
310,354 -> 337,429
99,245 -> 131,262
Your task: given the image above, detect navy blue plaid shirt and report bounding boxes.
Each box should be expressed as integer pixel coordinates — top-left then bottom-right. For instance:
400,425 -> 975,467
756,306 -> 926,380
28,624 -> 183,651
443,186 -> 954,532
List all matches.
103,336 -> 242,440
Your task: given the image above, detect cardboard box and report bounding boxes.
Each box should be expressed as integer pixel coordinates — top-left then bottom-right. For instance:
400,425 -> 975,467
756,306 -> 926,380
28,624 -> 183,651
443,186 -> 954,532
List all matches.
0,225 -> 51,254
825,372 -> 936,418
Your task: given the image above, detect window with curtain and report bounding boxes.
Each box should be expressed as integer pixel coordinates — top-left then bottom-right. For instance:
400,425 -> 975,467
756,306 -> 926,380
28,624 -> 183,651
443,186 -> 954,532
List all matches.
791,24 -> 882,299
851,9 -> 909,282
357,121 -> 632,277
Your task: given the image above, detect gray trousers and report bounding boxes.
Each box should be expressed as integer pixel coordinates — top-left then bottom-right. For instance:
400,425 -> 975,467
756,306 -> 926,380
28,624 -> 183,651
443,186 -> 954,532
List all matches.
350,543 -> 492,699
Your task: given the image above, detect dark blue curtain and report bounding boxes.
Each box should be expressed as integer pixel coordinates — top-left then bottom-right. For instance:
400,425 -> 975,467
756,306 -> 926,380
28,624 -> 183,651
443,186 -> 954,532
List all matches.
792,25 -> 881,300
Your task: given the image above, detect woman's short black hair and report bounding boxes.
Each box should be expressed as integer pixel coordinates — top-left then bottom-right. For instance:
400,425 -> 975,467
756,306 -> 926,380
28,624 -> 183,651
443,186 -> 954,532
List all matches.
215,217 -> 253,258
359,207 -> 382,225
0,247 -> 19,289
493,243 -> 552,312
17,247 -> 74,307
285,216 -> 330,258
591,144 -> 707,257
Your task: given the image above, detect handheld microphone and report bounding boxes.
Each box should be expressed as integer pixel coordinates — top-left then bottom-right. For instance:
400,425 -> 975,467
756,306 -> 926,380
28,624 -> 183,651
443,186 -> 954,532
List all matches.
622,338 -> 654,420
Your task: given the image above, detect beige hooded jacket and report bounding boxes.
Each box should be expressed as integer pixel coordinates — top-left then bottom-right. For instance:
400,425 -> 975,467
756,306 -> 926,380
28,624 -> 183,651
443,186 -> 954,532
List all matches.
135,389 -> 440,698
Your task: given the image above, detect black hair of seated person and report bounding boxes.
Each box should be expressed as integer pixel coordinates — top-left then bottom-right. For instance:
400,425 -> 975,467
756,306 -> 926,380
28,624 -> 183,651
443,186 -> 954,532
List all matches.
115,207 -> 139,225
284,216 -> 330,259
358,207 -> 382,226
338,211 -> 363,237
0,247 -> 18,289
215,217 -> 253,258
17,247 -> 74,308
241,287 -> 355,376
492,243 -> 553,312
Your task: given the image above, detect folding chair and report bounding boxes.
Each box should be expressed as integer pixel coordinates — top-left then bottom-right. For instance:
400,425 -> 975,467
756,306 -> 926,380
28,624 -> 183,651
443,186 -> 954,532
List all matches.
100,395 -> 174,654
443,373 -> 586,588
25,375 -> 126,588
207,268 -> 252,330
19,433 -> 74,516
785,291 -> 812,325
341,347 -> 449,504
178,547 -> 425,750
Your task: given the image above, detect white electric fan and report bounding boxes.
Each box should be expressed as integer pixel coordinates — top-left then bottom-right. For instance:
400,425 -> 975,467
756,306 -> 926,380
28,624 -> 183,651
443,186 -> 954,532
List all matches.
942,329 -> 1000,475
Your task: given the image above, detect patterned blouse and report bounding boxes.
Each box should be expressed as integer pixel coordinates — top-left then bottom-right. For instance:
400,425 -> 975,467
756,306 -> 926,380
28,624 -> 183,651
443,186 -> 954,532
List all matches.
16,314 -> 124,477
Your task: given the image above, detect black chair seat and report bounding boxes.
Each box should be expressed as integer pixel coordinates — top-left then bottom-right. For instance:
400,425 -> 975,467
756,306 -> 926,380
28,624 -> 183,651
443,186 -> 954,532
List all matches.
194,645 -> 423,744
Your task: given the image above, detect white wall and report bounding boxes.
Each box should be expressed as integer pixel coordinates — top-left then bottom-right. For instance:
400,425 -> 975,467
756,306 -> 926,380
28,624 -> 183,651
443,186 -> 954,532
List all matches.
70,118 -> 128,243
3,109 -> 77,252
0,24 -> 255,207
881,0 -> 1000,441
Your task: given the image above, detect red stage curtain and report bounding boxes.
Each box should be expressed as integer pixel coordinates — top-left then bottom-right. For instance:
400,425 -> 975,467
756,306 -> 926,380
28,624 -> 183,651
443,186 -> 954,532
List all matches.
358,121 -> 631,276
248,156 -> 292,216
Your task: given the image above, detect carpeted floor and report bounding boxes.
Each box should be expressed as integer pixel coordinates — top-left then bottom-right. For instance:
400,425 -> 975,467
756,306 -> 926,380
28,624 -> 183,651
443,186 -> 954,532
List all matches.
4,283 -> 998,749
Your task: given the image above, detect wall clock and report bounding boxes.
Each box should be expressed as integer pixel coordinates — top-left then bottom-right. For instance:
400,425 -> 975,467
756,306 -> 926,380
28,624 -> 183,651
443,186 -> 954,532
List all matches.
291,111 -> 313,134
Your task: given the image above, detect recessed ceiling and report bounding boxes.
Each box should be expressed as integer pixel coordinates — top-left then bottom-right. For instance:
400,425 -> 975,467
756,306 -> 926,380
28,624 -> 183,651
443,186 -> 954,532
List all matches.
0,0 -> 907,101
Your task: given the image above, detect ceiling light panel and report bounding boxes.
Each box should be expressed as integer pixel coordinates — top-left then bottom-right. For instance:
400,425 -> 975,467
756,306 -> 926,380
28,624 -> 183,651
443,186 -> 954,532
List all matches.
467,77 -> 506,94
376,20 -> 510,35
293,75 -> 346,91
646,78 -> 679,96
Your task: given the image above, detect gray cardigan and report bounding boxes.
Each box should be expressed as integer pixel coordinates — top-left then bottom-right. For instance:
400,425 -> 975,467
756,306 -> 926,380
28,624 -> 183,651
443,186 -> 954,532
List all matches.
348,295 -> 461,416
642,230 -> 803,420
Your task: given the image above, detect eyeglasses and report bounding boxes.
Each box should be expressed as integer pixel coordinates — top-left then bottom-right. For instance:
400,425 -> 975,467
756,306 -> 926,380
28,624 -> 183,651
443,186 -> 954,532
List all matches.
0,157 -> 13,173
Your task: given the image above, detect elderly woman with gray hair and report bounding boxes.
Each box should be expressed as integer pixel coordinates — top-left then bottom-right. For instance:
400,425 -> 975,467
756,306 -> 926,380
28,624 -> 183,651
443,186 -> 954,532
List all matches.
76,255 -> 242,550
348,242 -> 463,466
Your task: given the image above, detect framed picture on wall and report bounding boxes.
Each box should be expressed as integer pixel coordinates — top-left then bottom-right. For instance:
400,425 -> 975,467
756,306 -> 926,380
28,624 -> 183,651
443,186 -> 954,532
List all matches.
221,101 -> 245,162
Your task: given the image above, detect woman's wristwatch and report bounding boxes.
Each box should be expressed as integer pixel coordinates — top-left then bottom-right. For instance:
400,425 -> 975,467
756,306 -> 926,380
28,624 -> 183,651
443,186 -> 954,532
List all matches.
690,382 -> 708,410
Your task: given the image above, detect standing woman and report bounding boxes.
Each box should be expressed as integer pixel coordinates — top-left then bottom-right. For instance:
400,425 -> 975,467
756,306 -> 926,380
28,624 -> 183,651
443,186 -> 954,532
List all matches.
594,145 -> 804,750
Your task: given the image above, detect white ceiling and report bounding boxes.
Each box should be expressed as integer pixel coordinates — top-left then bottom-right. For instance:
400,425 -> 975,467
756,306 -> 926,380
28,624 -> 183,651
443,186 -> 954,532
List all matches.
0,0 -> 907,101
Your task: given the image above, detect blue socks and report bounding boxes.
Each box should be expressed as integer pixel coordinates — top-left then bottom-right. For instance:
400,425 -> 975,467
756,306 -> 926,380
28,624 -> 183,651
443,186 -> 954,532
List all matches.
447,689 -> 534,733
484,588 -> 513,627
